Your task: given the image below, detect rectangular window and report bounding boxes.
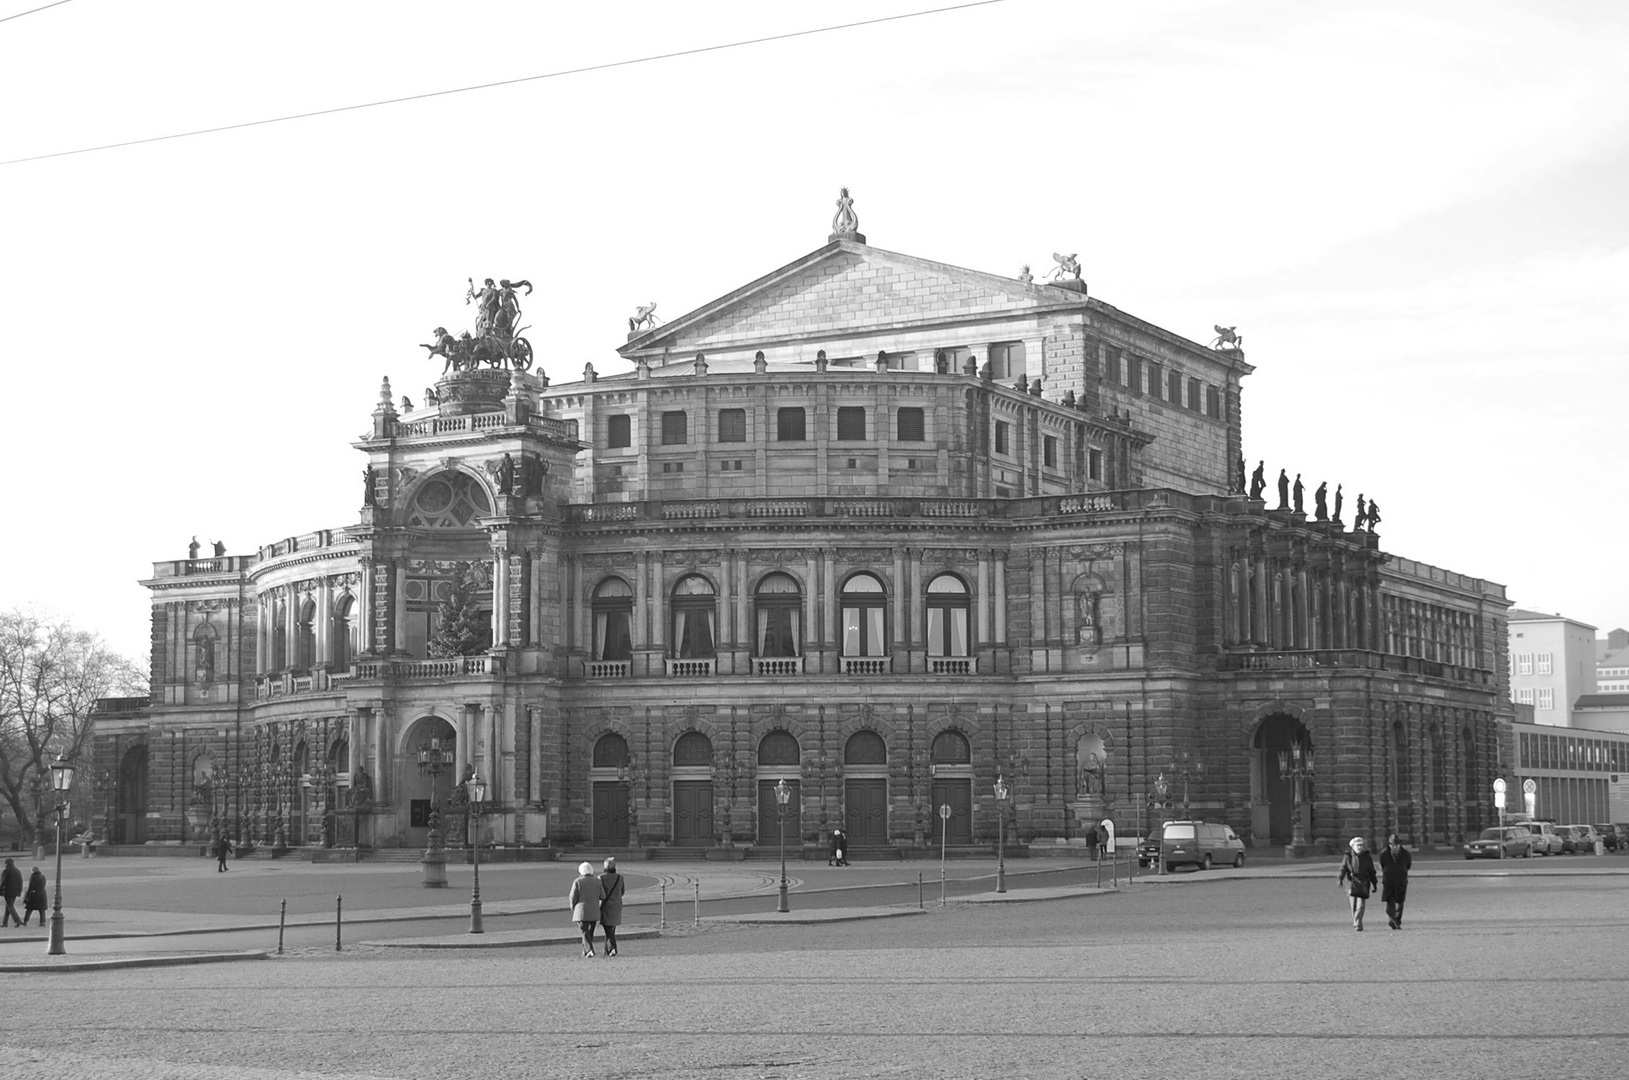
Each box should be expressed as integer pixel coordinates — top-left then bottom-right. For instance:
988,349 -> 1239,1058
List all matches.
990,342 -> 1027,382
661,411 -> 688,445
1536,653 -> 1552,675
1168,370 -> 1183,401
939,346 -> 971,374
1517,654 -> 1533,675
1206,386 -> 1221,419
1147,361 -> 1163,400
1103,347 -> 1121,386
1517,687 -> 1534,705
1127,356 -> 1142,395
994,420 -> 1010,455
777,407 -> 806,441
896,407 -> 925,442
837,406 -> 866,440
1043,435 -> 1058,469
718,408 -> 746,443
882,351 -> 919,371
607,414 -> 631,448
1088,448 -> 1103,481
1537,688 -> 1554,710
1187,378 -> 1201,411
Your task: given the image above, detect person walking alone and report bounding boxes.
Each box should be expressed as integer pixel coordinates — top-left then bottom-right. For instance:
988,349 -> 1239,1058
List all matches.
22,866 -> 48,927
215,832 -> 233,872
569,861 -> 602,958
0,858 -> 22,927
1338,836 -> 1378,931
599,857 -> 626,957
1379,833 -> 1412,929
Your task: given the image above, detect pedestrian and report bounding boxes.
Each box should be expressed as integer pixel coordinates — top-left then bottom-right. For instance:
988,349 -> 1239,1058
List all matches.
1337,836 -> 1378,932
1085,822 -> 1100,862
829,828 -> 847,867
0,858 -> 22,927
599,857 -> 625,957
1379,832 -> 1412,930
569,860 -> 602,958
215,832 -> 233,872
23,866 -> 48,927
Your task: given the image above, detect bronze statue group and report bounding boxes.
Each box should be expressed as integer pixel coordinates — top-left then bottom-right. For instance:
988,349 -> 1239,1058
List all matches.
1243,459 -> 1381,532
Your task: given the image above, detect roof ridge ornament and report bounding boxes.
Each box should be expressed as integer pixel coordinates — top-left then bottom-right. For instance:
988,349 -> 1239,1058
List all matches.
829,187 -> 866,244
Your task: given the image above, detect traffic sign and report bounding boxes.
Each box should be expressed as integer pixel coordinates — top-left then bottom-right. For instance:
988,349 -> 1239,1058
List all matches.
1523,779 -> 1536,794
1493,778 -> 1507,794
938,804 -> 951,820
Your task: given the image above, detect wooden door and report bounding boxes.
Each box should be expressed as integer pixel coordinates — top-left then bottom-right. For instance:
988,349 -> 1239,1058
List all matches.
117,747 -> 148,844
929,778 -> 972,845
757,780 -> 801,846
673,781 -> 714,846
844,779 -> 888,846
593,781 -> 629,847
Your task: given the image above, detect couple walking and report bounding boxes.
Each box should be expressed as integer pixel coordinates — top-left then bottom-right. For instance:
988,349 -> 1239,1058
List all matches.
568,857 -> 626,958
1,859 -> 47,928
1338,834 -> 1412,931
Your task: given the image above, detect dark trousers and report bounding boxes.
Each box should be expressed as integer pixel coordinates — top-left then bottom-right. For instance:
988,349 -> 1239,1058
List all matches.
1386,889 -> 1407,925
24,906 -> 44,926
603,923 -> 618,954
1,898 -> 19,926
217,853 -> 229,871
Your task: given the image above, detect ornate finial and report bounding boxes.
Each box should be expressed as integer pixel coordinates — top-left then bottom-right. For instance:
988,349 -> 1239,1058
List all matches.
829,187 -> 866,243
379,377 -> 393,407
1210,325 -> 1244,351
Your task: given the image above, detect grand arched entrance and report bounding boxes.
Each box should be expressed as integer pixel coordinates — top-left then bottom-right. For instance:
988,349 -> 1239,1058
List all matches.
115,745 -> 148,844
1251,714 -> 1313,846
591,733 -> 631,848
403,716 -> 457,847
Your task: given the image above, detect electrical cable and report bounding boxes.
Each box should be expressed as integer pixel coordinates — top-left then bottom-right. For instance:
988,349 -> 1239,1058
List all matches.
2,0 -> 1004,167
0,0 -> 73,26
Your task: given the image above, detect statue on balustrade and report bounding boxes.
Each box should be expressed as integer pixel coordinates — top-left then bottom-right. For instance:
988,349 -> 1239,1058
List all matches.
1276,469 -> 1290,510
188,536 -> 200,560
1366,498 -> 1382,532
1292,473 -> 1305,515
212,540 -> 226,557
1249,461 -> 1266,501
1314,482 -> 1328,521
1333,484 -> 1344,525
1354,494 -> 1368,530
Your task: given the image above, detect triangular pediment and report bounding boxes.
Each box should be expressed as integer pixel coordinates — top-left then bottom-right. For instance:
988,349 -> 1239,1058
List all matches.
621,240 -> 1087,359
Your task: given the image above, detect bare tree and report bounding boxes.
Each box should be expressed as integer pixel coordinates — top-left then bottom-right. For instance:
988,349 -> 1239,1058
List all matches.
0,608 -> 146,846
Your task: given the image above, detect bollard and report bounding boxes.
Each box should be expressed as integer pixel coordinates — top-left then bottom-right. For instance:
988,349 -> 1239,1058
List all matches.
335,895 -> 342,952
917,871 -> 923,910
1096,854 -> 1102,889
278,898 -> 286,955
659,883 -> 666,930
1114,848 -> 1119,888
939,865 -> 946,907
693,881 -> 700,927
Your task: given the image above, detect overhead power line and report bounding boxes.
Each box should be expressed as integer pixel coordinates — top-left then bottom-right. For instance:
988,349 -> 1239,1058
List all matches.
2,0 -> 1005,168
0,0 -> 73,25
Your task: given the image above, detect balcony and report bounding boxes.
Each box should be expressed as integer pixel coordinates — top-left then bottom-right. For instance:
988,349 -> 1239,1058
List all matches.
841,656 -> 892,676
349,655 -> 504,681
586,660 -> 630,679
927,656 -> 976,675
664,658 -> 715,677
1216,649 -> 1492,685
752,656 -> 804,676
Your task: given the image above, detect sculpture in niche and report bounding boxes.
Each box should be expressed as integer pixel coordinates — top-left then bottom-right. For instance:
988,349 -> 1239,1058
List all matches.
194,632 -> 215,685
1076,590 -> 1101,652
348,767 -> 373,808
362,465 -> 377,507
1236,454 -> 1246,494
498,453 -> 516,496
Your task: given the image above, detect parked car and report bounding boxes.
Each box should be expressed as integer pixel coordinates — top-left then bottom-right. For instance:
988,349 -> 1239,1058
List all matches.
1518,821 -> 1566,856
1566,824 -> 1604,853
1136,820 -> 1246,870
1593,825 -> 1621,853
1607,824 -> 1629,852
1552,826 -> 1577,854
1463,826 -> 1532,859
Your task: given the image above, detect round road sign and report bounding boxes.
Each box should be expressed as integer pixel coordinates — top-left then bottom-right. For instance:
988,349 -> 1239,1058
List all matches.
1523,779 -> 1536,794
1493,778 -> 1507,794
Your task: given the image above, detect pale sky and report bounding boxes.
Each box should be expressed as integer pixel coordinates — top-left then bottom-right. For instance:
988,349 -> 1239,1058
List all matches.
3,0 -> 1626,664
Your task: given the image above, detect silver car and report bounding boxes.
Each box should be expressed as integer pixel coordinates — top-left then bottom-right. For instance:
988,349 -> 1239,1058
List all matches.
1520,821 -> 1566,856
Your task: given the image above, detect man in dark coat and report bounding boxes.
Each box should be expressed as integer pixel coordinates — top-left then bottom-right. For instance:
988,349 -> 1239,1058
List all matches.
1379,833 -> 1412,929
215,832 -> 233,872
22,866 -> 48,926
829,828 -> 848,867
0,858 -> 22,927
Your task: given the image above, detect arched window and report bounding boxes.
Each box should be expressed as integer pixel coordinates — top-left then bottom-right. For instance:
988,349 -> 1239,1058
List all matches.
296,598 -> 316,672
673,731 -> 713,766
840,573 -> 887,657
758,729 -> 800,766
845,730 -> 887,765
594,733 -> 630,768
670,575 -> 716,659
754,573 -> 802,658
931,729 -> 971,765
331,593 -> 356,669
405,470 -> 493,528
330,738 -> 350,776
271,600 -> 288,671
592,578 -> 634,661
925,574 -> 970,657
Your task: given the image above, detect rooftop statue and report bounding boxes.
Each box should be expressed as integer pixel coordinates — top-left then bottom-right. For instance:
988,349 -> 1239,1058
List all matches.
420,278 -> 535,372
629,302 -> 662,333
832,187 -> 860,237
1017,264 -> 1034,284
1211,325 -> 1244,350
1048,252 -> 1082,281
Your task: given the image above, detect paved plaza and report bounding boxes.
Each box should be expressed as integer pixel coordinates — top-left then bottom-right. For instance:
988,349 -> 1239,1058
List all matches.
0,852 -> 1626,1078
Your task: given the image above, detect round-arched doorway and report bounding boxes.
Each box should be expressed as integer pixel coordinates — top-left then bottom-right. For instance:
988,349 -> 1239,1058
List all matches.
1251,714 -> 1313,846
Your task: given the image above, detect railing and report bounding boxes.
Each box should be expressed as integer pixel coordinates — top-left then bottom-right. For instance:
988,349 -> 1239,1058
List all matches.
350,655 -> 504,680
752,656 -> 804,676
662,503 -> 722,520
748,501 -> 809,518
841,657 -> 892,676
183,558 -> 224,574
919,500 -> 981,517
1216,649 -> 1492,684
665,658 -> 715,677
93,696 -> 151,713
390,411 -> 578,442
1058,494 -> 1119,514
586,660 -> 630,679
927,656 -> 976,675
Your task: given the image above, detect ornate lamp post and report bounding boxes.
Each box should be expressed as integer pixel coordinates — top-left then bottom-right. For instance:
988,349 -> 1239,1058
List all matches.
775,779 -> 791,913
467,773 -> 486,933
994,774 -> 1009,894
47,754 -> 74,956
1153,772 -> 1170,875
1278,738 -> 1315,858
1169,753 -> 1203,820
417,736 -> 455,888
617,761 -> 638,849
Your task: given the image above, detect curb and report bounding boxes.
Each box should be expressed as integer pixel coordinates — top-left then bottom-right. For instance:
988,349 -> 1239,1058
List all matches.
0,950 -> 267,974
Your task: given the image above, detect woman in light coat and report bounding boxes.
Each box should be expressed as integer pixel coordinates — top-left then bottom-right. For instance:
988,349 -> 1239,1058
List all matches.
598,857 -> 626,957
1337,836 -> 1378,931
568,861 -> 602,957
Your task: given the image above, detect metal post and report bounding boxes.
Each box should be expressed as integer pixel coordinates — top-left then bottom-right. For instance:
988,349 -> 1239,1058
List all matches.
278,898 -> 286,954
659,883 -> 666,930
939,803 -> 949,906
469,803 -> 484,934
777,784 -> 790,913
335,895 -> 342,952
47,804 -> 66,956
693,881 -> 700,927
996,802 -> 1006,894
917,871 -> 923,910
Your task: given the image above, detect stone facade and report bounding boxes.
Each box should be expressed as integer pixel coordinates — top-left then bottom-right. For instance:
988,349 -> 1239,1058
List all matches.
89,226 -> 1512,855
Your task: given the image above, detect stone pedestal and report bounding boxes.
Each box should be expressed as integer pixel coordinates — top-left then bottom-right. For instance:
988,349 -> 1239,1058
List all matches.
421,824 -> 448,888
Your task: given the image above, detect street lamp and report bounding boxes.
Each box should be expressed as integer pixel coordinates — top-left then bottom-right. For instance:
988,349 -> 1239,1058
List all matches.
417,736 -> 455,888
1153,772 -> 1170,875
994,774 -> 1009,894
47,754 -> 74,956
467,773 -> 486,933
775,779 -> 791,913
1169,753 -> 1203,819
1277,738 -> 1315,858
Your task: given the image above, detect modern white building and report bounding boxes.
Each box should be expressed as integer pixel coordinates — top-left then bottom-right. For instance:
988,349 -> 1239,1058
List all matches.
1595,628 -> 1629,693
1507,609 -> 1597,726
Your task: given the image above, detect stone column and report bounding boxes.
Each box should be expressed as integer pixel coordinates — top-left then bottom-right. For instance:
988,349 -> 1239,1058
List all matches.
908,548 -> 924,662
634,551 -> 649,659
805,550 -> 819,665
892,547 -> 905,650
995,549 -> 1009,646
977,551 -> 991,646
823,548 -> 837,666
491,550 -> 511,646
1252,553 -> 1268,646
394,562 -> 409,655
372,707 -> 389,804
315,579 -> 332,667
719,548 -> 733,654
357,558 -> 374,657
734,550 -> 749,661
651,551 -> 666,654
